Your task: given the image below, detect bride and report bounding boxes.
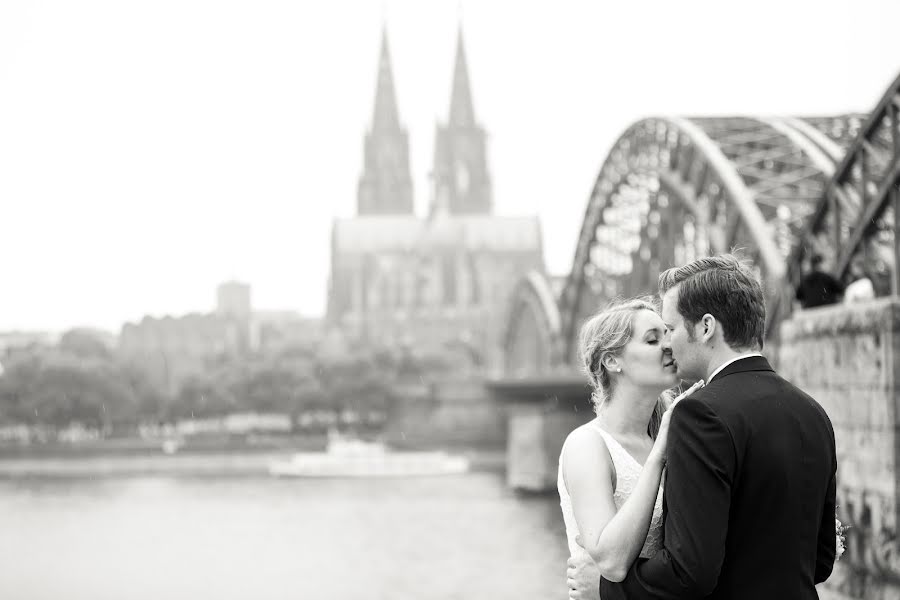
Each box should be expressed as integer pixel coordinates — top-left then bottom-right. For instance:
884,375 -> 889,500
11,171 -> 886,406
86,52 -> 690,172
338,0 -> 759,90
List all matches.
558,297 -> 700,596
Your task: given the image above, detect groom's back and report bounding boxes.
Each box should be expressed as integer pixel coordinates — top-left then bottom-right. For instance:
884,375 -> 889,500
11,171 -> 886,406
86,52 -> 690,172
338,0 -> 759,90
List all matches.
700,362 -> 836,599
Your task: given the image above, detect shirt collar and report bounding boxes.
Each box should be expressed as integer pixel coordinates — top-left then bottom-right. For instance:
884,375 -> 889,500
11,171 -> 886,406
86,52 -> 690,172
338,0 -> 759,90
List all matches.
707,353 -> 764,383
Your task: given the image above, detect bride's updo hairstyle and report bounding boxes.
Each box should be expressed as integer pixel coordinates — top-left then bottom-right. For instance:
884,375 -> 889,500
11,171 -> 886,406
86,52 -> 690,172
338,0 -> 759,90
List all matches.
579,296 -> 673,439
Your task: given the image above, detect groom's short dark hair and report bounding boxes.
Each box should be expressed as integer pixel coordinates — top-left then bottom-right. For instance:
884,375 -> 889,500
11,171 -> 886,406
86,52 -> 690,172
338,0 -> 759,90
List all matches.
658,254 -> 765,350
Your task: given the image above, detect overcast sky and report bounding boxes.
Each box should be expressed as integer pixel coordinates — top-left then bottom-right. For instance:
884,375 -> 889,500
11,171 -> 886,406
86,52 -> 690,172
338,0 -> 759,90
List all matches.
2,0 -> 899,333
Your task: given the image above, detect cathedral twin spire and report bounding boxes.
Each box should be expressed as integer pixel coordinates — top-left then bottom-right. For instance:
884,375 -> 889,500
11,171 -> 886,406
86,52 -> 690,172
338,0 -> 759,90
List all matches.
448,28 -> 475,129
357,26 -> 491,217
357,28 -> 414,216
372,31 -> 401,133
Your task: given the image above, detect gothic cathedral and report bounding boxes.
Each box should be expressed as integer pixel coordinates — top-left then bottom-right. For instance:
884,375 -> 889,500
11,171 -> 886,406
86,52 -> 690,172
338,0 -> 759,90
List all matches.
327,27 -> 545,370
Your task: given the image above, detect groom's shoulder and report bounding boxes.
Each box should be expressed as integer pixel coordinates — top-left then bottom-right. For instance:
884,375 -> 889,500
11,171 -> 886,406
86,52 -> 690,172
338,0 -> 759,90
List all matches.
672,386 -> 727,420
691,368 -> 832,426
676,370 -> 770,416
772,374 -> 834,428
672,385 -> 737,430
701,364 -> 792,400
686,376 -> 748,407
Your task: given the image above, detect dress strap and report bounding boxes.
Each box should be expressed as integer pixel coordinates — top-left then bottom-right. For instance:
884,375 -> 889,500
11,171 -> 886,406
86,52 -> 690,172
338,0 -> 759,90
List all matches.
587,423 -> 641,469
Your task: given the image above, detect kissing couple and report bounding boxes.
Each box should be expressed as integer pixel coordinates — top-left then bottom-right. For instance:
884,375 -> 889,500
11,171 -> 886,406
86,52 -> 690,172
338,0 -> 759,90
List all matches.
559,254 -> 838,599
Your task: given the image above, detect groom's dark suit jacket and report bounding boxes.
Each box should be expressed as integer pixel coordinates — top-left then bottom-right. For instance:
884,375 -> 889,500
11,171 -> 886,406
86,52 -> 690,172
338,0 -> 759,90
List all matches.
600,356 -> 837,600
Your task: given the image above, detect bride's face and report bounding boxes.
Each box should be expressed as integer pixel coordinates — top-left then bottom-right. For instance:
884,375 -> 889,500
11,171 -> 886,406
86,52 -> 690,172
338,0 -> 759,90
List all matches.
617,310 -> 679,389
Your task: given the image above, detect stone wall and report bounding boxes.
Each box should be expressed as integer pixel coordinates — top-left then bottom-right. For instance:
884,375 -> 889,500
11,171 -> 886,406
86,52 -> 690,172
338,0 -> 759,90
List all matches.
779,297 -> 900,600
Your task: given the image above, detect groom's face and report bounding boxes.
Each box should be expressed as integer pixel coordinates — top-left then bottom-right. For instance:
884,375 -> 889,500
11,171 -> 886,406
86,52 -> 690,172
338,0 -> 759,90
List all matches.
661,286 -> 705,380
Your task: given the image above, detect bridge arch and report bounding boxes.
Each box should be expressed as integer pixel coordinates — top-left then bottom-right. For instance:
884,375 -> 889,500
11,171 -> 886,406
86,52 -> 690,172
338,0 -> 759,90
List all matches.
499,271 -> 566,377
557,115 -> 852,357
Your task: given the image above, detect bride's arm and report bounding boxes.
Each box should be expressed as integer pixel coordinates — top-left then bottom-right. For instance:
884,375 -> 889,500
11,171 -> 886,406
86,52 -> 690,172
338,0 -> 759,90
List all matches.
562,430 -> 665,582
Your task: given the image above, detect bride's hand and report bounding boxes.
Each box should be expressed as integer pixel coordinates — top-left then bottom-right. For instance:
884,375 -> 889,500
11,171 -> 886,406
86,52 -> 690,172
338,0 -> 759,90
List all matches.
650,408 -> 674,465
671,379 -> 705,407
651,380 -> 705,464
566,551 -> 600,600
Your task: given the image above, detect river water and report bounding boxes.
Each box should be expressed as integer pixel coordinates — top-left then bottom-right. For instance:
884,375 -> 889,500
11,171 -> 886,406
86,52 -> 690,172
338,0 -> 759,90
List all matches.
0,465 -> 570,599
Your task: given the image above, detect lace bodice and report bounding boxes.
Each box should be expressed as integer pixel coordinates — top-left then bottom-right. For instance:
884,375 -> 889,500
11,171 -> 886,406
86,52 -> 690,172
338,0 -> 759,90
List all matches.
557,423 -> 665,563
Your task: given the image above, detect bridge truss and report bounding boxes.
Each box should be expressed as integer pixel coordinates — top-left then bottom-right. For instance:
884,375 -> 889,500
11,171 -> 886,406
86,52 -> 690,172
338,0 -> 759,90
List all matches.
776,73 -> 900,330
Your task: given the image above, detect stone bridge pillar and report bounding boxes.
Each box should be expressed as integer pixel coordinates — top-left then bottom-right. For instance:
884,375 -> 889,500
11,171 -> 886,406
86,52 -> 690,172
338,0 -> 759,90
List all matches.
780,297 -> 900,600
488,376 -> 593,492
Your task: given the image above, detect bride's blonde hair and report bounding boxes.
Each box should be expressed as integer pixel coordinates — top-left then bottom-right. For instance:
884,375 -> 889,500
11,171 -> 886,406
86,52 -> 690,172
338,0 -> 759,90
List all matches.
579,296 -> 674,439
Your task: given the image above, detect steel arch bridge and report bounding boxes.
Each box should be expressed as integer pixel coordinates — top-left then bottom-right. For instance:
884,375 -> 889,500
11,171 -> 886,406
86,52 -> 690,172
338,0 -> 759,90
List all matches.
500,72 -> 900,375
557,114 -> 859,360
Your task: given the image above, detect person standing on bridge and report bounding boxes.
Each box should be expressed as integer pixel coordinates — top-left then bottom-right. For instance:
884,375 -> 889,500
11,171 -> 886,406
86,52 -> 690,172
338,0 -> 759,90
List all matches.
796,253 -> 844,308
567,254 -> 838,600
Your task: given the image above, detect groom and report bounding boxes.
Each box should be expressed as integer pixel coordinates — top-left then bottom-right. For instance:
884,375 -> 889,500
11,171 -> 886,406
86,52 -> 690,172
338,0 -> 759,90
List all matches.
569,254 -> 837,599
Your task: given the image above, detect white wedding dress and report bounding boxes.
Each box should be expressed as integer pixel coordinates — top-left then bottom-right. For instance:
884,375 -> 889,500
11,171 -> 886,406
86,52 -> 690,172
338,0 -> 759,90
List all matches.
558,422 -> 665,564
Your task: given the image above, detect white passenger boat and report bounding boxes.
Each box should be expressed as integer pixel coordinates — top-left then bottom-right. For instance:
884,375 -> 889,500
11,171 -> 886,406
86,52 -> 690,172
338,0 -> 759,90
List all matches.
268,431 -> 470,478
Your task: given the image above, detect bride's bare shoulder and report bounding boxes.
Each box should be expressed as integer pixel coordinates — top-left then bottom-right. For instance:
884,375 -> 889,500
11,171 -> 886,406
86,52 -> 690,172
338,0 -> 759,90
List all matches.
563,422 -> 611,459
561,422 -> 615,486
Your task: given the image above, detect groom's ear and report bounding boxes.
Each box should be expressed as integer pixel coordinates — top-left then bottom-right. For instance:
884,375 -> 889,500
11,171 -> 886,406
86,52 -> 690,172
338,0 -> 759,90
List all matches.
700,314 -> 717,343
